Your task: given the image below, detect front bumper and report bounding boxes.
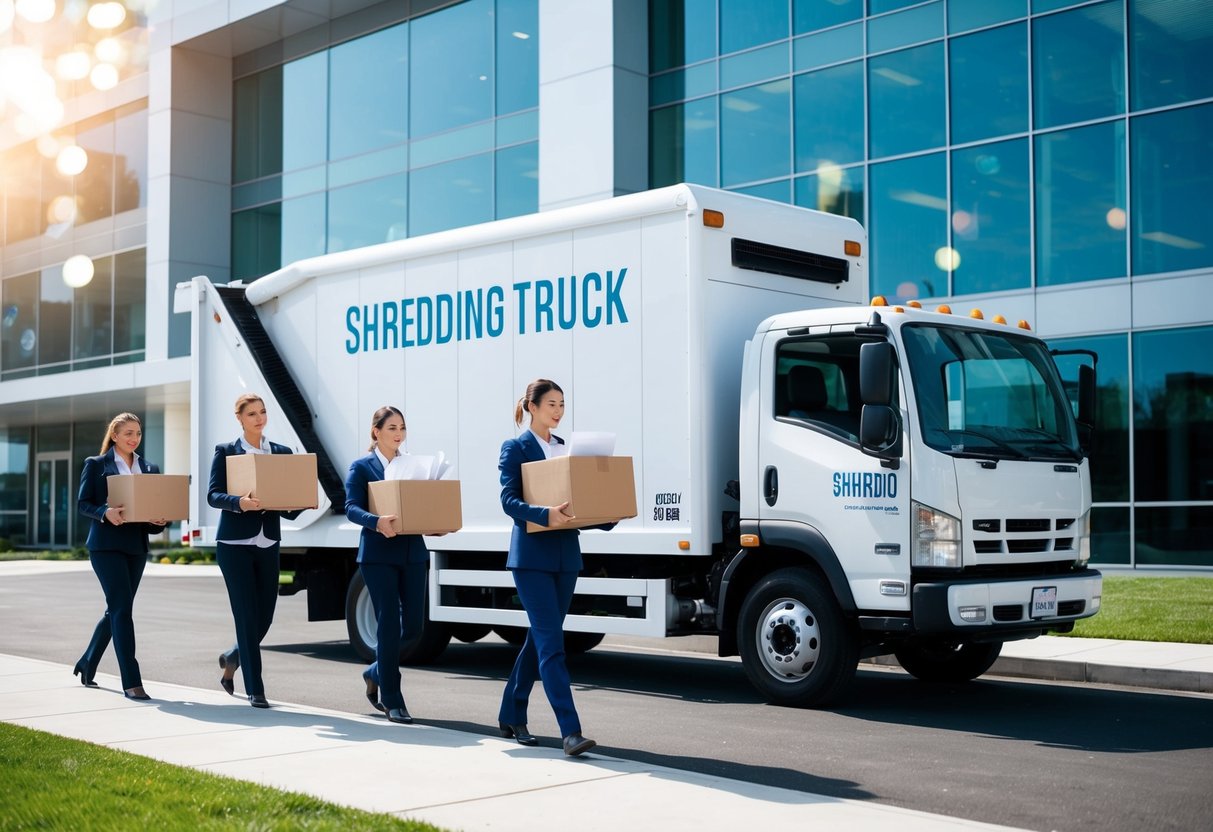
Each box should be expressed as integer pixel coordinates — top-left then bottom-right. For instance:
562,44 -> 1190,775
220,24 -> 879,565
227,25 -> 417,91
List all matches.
912,569 -> 1102,635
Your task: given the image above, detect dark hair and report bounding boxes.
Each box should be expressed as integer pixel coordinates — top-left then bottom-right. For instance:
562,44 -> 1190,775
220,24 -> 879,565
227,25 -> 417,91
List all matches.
514,379 -> 564,427
368,406 -> 406,451
100,412 -> 141,454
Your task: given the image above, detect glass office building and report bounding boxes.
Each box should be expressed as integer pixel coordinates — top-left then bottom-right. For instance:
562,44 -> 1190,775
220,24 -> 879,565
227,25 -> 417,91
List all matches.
1,0 -> 1209,567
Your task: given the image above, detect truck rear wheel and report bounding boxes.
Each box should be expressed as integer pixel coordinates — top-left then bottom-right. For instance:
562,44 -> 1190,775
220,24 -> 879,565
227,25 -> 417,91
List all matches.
344,570 -> 452,664
564,632 -> 605,654
493,625 -> 528,645
450,624 -> 493,643
893,640 -> 1002,683
737,567 -> 858,707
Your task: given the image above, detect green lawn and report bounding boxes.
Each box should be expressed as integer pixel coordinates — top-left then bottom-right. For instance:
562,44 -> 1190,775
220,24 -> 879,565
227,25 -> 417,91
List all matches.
0,722 -> 443,831
1064,576 -> 1213,644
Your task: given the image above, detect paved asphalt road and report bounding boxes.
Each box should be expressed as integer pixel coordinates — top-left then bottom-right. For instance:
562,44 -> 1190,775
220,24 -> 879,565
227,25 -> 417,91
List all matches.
3,567 -> 1211,832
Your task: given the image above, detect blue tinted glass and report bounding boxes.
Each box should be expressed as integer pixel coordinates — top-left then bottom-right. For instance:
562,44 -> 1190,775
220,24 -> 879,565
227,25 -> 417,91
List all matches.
651,0 -> 717,72
1,273 -> 38,377
651,63 -> 717,106
281,193 -> 327,264
951,139 -> 1030,294
409,154 -> 493,237
1034,121 -> 1126,285
113,103 -> 147,213
328,146 -> 408,190
721,43 -> 788,90
794,0 -> 861,34
1033,0 -> 1082,11
721,0 -> 788,54
233,68 -> 283,182
231,204 -> 282,281
497,0 -> 538,114
1133,325 -> 1213,504
1032,1 -> 1124,130
1131,104 -> 1213,276
730,179 -> 791,202
327,174 -> 407,253
721,80 -> 792,186
1136,507 -> 1213,567
794,165 -> 864,222
411,0 -> 493,137
868,42 -> 946,158
1130,0 -> 1213,110
1091,507 -> 1130,564
870,0 -> 921,12
793,23 -> 863,71
410,122 -> 494,169
794,61 -> 864,171
282,52 -> 327,172
496,110 -> 539,146
949,23 -> 1028,144
496,142 -> 538,220
868,2 -> 943,53
948,0 -> 1025,32
870,152 -> 947,300
650,99 -> 719,187
329,25 -> 408,160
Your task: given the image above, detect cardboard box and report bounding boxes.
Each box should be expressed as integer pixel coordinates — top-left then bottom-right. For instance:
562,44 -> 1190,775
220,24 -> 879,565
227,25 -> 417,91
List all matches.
368,479 -> 462,535
106,474 -> 190,523
521,456 -> 637,533
226,453 -> 319,511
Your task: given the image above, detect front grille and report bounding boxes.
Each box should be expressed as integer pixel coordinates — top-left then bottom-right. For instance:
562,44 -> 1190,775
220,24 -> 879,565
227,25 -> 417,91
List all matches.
1058,600 -> 1085,616
1056,518 -> 1076,530
1054,537 -> 1074,551
993,604 -> 1023,622
1007,539 -> 1051,553
1007,519 -> 1050,533
974,540 -> 1002,554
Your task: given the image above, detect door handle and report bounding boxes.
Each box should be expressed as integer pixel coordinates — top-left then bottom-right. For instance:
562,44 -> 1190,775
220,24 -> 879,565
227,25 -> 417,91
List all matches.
764,466 -> 778,506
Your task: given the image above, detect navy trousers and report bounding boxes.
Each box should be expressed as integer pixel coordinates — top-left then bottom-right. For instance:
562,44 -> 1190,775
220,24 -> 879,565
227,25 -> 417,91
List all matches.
360,560 -> 426,710
79,549 -> 146,690
498,568 -> 581,738
217,542 -> 280,697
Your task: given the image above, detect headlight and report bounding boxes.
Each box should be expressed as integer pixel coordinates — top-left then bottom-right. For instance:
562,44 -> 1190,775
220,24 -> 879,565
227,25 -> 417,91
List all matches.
1076,511 -> 1091,566
911,501 -> 961,568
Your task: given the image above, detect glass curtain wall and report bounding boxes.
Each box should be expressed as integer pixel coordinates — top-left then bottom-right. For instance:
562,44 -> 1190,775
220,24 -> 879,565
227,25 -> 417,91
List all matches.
231,0 -> 539,282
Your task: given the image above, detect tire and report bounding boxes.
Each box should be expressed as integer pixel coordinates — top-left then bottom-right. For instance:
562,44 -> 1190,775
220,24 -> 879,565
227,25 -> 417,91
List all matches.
493,625 -> 528,645
893,640 -> 1003,683
564,631 -> 605,654
344,570 -> 452,665
737,567 -> 858,707
450,624 -> 493,643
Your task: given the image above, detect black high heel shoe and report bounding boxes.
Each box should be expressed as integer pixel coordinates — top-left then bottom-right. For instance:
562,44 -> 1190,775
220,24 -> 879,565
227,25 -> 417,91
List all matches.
124,687 -> 151,701
72,661 -> 98,688
362,669 -> 384,712
218,654 -> 236,696
499,722 -> 538,746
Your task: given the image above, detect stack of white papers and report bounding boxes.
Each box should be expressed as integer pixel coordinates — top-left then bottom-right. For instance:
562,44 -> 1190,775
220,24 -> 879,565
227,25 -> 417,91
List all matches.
384,451 -> 454,481
567,432 -> 616,457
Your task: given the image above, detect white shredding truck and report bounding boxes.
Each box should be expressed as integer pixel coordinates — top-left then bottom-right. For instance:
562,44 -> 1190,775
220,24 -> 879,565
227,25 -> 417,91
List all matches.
175,184 -> 1102,706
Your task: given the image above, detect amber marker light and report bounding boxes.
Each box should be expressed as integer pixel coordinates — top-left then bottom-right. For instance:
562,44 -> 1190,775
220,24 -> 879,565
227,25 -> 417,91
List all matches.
703,209 -> 725,228
871,295 -> 888,306
937,304 -> 952,314
907,300 -> 922,308
1018,320 -> 1032,330
893,306 -> 905,312
845,240 -> 862,256
970,308 -> 984,319
992,314 -> 1007,324
678,540 -> 691,551
740,534 -> 760,548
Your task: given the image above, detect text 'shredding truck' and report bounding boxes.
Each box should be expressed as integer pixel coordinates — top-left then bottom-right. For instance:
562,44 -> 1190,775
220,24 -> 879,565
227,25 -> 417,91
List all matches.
175,184 -> 1102,707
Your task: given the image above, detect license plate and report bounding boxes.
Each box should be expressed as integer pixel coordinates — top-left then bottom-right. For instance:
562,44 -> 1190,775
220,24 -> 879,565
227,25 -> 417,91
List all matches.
1030,586 -> 1058,619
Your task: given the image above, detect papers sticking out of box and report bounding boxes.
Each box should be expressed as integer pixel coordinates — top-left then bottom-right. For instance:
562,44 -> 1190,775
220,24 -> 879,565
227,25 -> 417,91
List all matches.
521,455 -> 637,533
384,451 -> 454,481
226,453 -> 319,511
368,480 -> 462,535
106,474 -> 189,523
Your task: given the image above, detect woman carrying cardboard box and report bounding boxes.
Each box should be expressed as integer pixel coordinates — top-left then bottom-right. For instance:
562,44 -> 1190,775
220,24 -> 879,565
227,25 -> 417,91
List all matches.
208,393 -> 303,708
74,412 -> 168,700
344,405 -> 429,725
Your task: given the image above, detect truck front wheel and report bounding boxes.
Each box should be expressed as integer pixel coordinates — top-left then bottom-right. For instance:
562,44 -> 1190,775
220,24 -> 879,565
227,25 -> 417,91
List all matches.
893,640 -> 1002,683
737,567 -> 858,707
344,571 -> 452,665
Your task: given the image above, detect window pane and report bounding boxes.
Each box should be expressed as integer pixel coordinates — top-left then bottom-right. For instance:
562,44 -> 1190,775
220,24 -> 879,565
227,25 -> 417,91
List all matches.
650,99 -> 718,188
409,155 -> 492,237
496,142 -> 538,221
794,61 -> 864,173
327,174 -> 408,253
1090,506 -> 1130,564
651,63 -> 717,106
1,273 -> 39,378
4,144 -> 41,243
730,179 -> 790,203
1049,333 -> 1130,502
721,0 -> 788,54
868,42 -> 945,158
721,80 -> 790,187
794,0 -> 861,35
330,25 -> 408,160
410,0 -> 492,138
1034,121 -> 1127,286
231,205 -> 282,282
1129,0 -> 1213,109
868,2 -> 943,54
497,0 -> 538,114
949,23 -> 1028,145
41,138 -> 74,238
233,74 -> 261,183
75,114 -> 115,224
1136,507 -> 1213,567
1130,103 -> 1213,276
795,165 -> 864,223
1032,0 -> 1124,130
651,0 -> 716,71
114,103 -> 147,213
793,23 -> 863,71
39,267 -> 72,370
73,255 -> 113,367
721,43 -> 787,89
951,138 -> 1030,294
282,53 -> 328,173
113,249 -> 146,359
949,0 -> 1026,33
281,194 -> 327,265
870,152 -> 947,301
0,427 -> 30,514
1133,325 -> 1213,502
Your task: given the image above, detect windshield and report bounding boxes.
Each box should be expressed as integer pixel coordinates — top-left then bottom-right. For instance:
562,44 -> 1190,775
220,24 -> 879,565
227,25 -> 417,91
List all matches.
901,324 -> 1081,461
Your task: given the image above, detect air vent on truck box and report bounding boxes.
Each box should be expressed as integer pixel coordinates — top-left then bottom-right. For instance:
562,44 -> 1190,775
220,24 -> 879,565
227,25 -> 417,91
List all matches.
731,238 -> 850,284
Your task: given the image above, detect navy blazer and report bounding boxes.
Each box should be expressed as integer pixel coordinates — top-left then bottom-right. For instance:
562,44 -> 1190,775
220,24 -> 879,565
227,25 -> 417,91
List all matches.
499,432 -> 585,573
78,449 -> 162,555
344,452 -> 429,566
208,438 -> 303,542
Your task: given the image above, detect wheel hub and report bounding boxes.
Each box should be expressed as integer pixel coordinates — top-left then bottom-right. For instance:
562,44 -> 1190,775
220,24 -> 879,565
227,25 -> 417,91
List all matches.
756,597 -> 821,683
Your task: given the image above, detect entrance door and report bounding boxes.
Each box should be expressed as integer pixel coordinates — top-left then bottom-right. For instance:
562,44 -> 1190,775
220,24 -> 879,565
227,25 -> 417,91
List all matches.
35,453 -> 71,548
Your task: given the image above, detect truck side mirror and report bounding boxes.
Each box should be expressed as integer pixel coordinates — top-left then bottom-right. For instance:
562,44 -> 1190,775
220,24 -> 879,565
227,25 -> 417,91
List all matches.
1076,363 -> 1096,456
860,342 -> 896,406
860,405 -> 903,462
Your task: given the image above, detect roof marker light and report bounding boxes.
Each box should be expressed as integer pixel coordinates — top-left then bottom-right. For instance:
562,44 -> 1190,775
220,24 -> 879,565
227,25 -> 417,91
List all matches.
970,308 -> 984,319
871,295 -> 888,306
1018,320 -> 1032,330
937,304 -> 952,314
907,300 -> 922,309
992,314 -> 1007,324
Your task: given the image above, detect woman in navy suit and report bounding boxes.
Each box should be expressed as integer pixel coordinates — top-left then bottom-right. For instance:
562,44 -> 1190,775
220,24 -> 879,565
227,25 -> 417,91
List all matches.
208,393 -> 303,708
75,412 -> 167,700
498,379 -> 607,757
345,405 -> 429,725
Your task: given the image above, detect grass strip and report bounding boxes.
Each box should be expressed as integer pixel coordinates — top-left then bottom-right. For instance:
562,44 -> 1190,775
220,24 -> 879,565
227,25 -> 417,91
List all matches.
1064,576 -> 1213,644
